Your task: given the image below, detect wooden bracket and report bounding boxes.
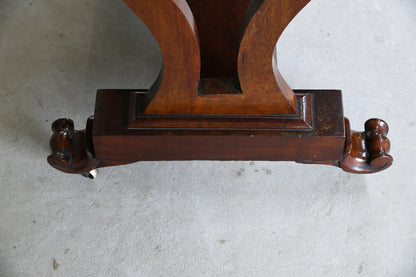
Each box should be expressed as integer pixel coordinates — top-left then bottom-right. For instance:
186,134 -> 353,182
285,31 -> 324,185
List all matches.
48,0 -> 392,176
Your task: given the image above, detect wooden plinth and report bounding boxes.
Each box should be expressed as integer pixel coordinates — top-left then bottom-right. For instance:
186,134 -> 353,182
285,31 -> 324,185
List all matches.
93,90 -> 344,163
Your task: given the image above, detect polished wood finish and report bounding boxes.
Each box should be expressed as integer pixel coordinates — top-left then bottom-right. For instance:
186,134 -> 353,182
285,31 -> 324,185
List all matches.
123,0 -> 201,115
340,119 -> 392,174
237,0 -> 310,114
48,0 -> 393,176
128,93 -> 312,130
93,90 -> 344,163
186,0 -> 251,78
123,0 -> 309,115
47,118 -> 98,175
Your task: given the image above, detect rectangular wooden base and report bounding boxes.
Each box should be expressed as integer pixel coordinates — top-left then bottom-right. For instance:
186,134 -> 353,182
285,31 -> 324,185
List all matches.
92,90 -> 345,164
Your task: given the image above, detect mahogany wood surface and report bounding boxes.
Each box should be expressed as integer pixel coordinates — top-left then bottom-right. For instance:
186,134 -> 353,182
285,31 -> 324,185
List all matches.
47,0 -> 393,176
128,93 -> 312,130
92,90 -> 345,163
123,0 -> 310,115
47,118 -> 98,174
186,0 -> 251,78
123,0 -> 201,115
237,0 -> 310,114
340,119 -> 393,174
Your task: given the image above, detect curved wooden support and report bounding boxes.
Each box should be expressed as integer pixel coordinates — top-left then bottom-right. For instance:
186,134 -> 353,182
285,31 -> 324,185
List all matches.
238,0 -> 311,114
47,118 -> 99,175
124,0 -> 312,115
47,1 -> 394,176
123,0 -> 201,115
340,118 -> 393,174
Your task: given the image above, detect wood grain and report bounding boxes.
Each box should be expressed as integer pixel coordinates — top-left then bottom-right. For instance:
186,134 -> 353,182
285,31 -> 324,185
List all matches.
47,0 -> 393,176
93,90 -> 345,163
186,0 -> 251,78
124,0 -> 311,115
340,118 -> 393,173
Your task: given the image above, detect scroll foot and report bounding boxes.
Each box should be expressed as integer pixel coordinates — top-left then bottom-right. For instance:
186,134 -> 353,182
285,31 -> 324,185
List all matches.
340,118 -> 393,174
47,117 -> 99,175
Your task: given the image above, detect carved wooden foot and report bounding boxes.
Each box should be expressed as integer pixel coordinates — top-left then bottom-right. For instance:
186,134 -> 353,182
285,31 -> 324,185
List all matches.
47,117 -> 99,176
340,118 -> 393,174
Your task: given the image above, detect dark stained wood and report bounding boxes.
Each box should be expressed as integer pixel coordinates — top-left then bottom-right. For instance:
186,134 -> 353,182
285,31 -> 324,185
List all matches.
47,118 -> 99,175
92,90 -> 345,163
47,0 -> 393,176
340,118 -> 393,174
123,0 -> 310,115
237,0 -> 311,114
128,92 -> 312,130
123,0 -> 201,115
186,0 -> 251,78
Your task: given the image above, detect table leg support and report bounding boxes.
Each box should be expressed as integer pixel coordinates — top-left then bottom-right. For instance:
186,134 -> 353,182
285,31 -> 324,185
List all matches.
47,90 -> 392,176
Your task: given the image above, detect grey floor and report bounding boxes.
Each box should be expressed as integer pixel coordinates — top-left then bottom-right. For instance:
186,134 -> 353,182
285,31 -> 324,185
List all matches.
1,0 -> 415,276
